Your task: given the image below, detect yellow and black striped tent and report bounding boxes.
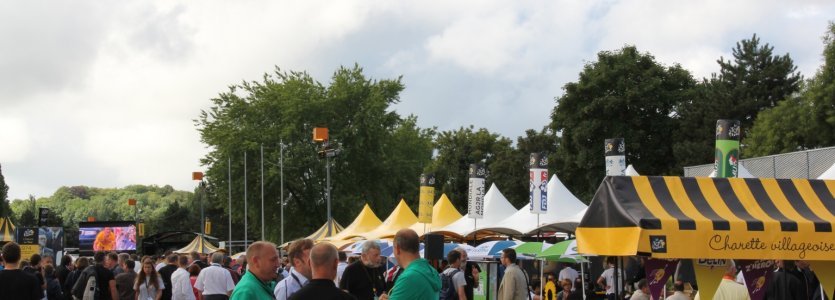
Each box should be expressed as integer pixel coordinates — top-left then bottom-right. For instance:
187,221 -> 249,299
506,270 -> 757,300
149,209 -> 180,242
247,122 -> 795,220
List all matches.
0,217 -> 14,242
174,235 -> 222,254
305,218 -> 344,242
577,176 -> 835,260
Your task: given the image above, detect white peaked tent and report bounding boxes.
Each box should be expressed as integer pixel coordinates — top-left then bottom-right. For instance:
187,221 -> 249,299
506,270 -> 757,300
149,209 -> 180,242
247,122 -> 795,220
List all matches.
818,162 -> 835,179
624,164 -> 640,176
481,174 -> 587,236
433,183 -> 517,239
708,163 -> 755,178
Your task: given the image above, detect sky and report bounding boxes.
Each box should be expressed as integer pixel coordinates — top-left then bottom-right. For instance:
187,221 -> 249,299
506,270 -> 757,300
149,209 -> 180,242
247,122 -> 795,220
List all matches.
1,0 -> 833,200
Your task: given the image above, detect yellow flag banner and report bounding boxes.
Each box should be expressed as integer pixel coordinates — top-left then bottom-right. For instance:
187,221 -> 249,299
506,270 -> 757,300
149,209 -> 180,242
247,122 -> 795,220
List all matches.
810,261 -> 835,299
692,259 -> 729,300
419,186 -> 434,223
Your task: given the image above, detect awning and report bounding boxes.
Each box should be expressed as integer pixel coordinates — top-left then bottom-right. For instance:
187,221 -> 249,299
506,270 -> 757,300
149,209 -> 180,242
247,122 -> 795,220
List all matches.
354,199 -> 418,240
483,174 -> 587,235
305,218 -> 344,242
409,194 -> 463,236
0,217 -> 15,242
174,235 -> 222,254
323,204 -> 382,242
577,176 -> 835,260
433,184 -> 517,239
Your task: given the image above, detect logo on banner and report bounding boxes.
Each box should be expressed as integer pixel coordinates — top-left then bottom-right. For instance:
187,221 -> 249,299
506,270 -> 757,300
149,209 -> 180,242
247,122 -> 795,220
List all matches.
528,169 -> 547,214
650,235 -> 667,253
697,259 -> 728,268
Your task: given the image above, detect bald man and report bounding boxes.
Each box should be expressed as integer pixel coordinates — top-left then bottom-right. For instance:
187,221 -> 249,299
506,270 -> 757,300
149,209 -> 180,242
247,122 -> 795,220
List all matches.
230,241 -> 281,300
289,243 -> 356,300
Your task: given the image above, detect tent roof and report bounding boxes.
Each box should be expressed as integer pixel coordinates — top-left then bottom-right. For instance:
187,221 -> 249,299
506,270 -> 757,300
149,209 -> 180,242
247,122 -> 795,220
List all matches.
324,204 -> 382,242
305,218 -> 344,242
433,184 -> 517,239
625,165 -> 640,176
577,176 -> 835,260
174,235 -> 222,254
707,164 -> 755,178
0,217 -> 14,242
409,194 -> 464,236
481,174 -> 587,235
819,162 -> 835,179
353,199 -> 418,240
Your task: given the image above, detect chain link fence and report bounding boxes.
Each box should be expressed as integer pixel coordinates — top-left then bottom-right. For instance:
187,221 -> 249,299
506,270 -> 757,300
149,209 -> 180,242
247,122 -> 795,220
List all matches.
684,146 -> 835,178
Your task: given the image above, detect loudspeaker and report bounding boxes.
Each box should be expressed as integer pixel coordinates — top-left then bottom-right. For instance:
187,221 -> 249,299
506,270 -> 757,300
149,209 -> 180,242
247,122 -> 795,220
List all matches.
424,234 -> 444,260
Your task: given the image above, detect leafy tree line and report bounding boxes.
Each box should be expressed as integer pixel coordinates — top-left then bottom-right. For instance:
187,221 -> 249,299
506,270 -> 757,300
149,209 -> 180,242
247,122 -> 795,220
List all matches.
195,23 -> 834,242
7,184 -> 202,247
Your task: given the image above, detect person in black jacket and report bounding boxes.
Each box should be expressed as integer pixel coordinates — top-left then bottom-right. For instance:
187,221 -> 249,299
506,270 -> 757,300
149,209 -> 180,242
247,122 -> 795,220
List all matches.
766,260 -> 805,300
44,264 -> 65,300
63,257 -> 90,298
158,253 -> 179,300
289,243 -> 356,300
0,242 -> 44,300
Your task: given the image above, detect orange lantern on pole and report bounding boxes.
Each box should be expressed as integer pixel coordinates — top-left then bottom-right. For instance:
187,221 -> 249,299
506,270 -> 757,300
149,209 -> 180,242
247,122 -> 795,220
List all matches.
192,172 -> 204,181
313,127 -> 328,142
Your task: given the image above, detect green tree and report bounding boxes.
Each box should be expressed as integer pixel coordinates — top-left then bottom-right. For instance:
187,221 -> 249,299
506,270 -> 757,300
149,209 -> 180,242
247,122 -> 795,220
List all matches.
0,163 -> 10,218
674,34 -> 801,166
196,65 -> 434,242
550,46 -> 695,202
427,126 -> 516,211
746,23 -> 835,155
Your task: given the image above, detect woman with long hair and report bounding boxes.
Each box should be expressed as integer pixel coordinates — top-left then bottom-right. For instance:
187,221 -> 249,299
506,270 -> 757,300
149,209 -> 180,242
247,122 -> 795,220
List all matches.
135,259 -> 164,300
187,264 -> 202,300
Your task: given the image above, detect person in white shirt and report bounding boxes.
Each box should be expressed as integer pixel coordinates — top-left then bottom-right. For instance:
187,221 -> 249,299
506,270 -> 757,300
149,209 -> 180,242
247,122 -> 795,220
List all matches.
597,257 -> 622,300
335,251 -> 348,285
274,239 -> 313,300
630,279 -> 650,300
558,264 -> 579,290
195,252 -> 236,300
666,281 -> 689,300
171,255 -> 196,300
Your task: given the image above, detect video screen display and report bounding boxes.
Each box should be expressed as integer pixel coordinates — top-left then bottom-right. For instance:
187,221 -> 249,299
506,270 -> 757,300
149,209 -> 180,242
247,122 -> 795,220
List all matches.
78,221 -> 137,252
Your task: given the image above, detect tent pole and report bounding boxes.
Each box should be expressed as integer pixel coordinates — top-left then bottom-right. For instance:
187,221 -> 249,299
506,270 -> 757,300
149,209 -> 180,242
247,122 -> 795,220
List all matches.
581,261 -> 586,300
540,258 -> 544,299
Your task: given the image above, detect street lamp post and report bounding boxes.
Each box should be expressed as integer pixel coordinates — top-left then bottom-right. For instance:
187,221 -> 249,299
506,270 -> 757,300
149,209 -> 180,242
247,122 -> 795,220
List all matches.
192,172 -> 205,239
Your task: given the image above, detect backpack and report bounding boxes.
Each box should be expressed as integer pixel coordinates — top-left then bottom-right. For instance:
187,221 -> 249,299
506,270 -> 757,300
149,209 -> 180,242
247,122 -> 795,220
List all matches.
439,268 -> 461,300
71,266 -> 100,300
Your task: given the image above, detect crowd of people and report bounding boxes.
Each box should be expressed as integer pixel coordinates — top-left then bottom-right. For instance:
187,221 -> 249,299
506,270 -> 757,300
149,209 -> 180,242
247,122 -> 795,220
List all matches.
2,229 -> 830,300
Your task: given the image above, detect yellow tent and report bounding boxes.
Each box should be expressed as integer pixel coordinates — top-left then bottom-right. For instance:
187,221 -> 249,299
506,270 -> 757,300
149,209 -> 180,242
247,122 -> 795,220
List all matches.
409,194 -> 463,236
0,217 -> 14,242
353,199 -> 418,240
305,218 -> 344,242
174,235 -> 222,254
323,204 -> 383,242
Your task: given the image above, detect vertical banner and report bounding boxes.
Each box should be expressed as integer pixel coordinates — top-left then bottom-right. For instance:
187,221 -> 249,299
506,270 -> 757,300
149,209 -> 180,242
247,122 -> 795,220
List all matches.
529,153 -> 548,214
737,260 -> 774,300
644,258 -> 678,300
38,207 -> 50,227
714,119 -> 741,178
604,138 -> 626,176
693,259 -> 730,300
418,173 -> 435,223
468,164 -> 486,219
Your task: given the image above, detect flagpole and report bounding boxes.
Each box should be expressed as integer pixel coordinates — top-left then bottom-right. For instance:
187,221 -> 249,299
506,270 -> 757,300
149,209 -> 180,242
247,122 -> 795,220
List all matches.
244,151 -> 248,248
260,144 -> 265,241
227,156 -> 232,251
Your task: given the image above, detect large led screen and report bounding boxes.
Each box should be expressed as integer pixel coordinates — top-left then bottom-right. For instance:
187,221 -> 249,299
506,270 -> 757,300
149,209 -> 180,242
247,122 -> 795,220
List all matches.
78,221 -> 137,252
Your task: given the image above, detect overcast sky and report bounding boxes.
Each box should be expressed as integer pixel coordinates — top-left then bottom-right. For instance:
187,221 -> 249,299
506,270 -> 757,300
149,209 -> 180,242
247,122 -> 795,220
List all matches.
1,1 -> 833,200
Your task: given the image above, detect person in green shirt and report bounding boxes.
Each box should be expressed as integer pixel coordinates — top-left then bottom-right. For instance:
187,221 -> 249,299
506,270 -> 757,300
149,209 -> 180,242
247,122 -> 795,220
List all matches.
381,229 -> 441,300
231,241 -> 280,300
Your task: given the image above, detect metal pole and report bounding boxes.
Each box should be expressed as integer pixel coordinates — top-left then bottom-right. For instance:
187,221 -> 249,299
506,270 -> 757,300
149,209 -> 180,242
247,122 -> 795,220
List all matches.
200,181 -> 205,238
228,156 -> 232,251
280,140 -> 284,245
244,151 -> 248,248
326,154 -> 332,234
261,144 -> 265,241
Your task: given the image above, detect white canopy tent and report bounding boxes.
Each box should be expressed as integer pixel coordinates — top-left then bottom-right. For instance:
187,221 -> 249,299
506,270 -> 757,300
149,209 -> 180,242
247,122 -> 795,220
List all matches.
432,183 -> 517,239
818,162 -> 835,179
480,174 -> 587,236
708,163 -> 755,178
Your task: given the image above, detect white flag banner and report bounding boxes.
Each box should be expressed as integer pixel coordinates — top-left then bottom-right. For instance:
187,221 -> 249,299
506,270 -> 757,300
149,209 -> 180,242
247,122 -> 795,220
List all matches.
468,164 -> 486,219
529,153 -> 548,214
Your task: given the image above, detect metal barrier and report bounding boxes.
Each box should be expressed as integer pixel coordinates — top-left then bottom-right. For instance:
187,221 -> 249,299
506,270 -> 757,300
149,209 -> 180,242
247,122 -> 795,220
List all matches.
683,146 -> 835,178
